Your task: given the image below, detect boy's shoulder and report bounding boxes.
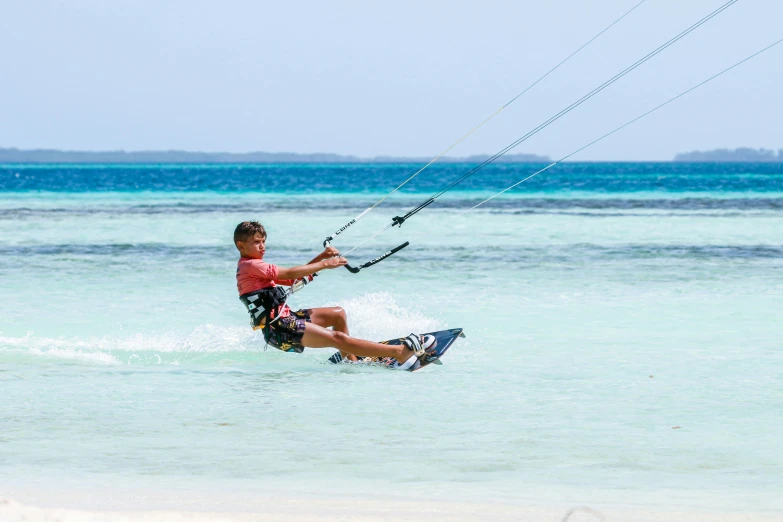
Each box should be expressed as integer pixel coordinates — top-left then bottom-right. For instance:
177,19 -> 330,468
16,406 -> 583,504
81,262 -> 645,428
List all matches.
237,257 -> 279,274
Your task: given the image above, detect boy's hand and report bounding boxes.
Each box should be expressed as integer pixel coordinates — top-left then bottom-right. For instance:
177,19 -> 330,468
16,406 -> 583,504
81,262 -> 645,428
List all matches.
321,246 -> 340,259
320,256 -> 348,270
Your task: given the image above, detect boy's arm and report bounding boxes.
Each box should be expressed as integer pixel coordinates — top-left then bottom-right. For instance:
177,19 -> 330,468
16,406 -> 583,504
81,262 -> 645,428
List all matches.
276,256 -> 346,281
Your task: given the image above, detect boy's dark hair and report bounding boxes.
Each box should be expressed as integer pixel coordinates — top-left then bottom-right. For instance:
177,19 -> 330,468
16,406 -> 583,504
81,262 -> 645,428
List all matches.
234,221 -> 266,246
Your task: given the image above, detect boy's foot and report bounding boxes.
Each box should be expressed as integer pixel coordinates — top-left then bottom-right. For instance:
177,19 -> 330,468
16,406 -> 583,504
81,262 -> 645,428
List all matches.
396,335 -> 437,370
396,333 -> 435,367
403,333 -> 436,357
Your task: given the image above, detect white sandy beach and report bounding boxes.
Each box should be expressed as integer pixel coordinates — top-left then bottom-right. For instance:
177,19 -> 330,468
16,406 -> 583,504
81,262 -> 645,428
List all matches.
3,497 -> 782,522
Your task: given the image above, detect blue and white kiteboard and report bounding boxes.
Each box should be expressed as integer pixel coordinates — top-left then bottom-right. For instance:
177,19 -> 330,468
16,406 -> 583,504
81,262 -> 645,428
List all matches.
327,328 -> 464,372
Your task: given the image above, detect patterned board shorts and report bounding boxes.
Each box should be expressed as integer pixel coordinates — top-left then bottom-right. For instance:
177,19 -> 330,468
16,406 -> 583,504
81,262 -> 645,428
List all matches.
264,309 -> 312,353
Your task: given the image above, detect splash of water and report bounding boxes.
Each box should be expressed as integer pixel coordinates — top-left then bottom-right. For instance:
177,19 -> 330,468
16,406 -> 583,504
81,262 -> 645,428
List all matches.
0,293 -> 443,366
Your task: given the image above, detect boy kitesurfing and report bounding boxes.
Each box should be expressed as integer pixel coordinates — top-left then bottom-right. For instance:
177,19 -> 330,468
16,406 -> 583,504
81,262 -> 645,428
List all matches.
234,221 -> 435,370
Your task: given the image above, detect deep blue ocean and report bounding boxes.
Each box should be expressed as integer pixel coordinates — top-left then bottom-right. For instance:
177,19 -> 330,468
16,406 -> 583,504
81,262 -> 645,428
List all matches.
2,162 -> 781,194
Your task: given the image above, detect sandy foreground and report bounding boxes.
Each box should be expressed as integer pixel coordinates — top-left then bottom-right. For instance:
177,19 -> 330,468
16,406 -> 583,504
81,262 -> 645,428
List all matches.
2,497 -> 782,522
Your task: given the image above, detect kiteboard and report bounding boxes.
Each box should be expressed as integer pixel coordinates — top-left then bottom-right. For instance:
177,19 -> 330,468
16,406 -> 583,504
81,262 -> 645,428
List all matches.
327,328 -> 464,372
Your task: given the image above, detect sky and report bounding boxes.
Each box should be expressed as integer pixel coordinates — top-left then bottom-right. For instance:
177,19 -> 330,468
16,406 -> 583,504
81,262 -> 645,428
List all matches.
1,0 -> 781,161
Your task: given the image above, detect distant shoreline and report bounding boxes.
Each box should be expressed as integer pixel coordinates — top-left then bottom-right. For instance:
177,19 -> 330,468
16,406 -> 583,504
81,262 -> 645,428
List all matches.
674,147 -> 782,162
0,147 -> 549,164
1,147 -> 781,164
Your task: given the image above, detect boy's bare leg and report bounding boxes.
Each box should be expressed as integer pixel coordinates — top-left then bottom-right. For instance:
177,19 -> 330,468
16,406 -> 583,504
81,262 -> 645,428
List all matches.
301,322 -> 415,363
309,307 -> 358,361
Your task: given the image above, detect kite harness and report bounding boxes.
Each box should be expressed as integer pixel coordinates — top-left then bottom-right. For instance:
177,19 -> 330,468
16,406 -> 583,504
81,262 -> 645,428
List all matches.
239,275 -> 317,337
239,286 -> 288,334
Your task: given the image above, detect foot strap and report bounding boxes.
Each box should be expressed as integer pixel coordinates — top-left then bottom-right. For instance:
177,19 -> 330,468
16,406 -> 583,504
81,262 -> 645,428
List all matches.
404,334 -> 423,355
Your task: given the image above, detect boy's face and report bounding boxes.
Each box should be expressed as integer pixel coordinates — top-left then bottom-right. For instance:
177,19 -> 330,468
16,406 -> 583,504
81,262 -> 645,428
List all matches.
237,232 -> 266,259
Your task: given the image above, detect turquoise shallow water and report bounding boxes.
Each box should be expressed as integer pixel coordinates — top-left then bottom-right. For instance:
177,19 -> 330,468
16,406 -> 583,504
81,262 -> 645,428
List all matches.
0,164 -> 782,510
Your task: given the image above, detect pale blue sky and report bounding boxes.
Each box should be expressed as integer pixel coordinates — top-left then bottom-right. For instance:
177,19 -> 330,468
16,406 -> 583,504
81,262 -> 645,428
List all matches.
1,0 -> 781,160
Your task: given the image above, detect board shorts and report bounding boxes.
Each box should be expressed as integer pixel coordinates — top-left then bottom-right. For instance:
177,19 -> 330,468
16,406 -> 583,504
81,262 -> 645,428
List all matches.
264,309 -> 312,353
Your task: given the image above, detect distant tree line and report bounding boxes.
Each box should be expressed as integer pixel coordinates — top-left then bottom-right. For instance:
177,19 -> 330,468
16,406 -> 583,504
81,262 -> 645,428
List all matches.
5,146 -> 781,163
0,147 -> 549,164
674,148 -> 783,162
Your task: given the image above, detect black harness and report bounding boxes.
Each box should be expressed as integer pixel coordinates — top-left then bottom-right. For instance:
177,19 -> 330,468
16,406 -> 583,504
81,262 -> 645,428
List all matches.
239,286 -> 289,337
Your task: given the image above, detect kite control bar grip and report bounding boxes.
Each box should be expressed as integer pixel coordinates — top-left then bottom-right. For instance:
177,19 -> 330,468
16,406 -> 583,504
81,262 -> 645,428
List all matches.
344,241 -> 410,274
